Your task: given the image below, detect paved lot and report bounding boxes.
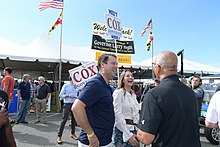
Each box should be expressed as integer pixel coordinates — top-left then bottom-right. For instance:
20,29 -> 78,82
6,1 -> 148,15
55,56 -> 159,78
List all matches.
11,113 -> 218,147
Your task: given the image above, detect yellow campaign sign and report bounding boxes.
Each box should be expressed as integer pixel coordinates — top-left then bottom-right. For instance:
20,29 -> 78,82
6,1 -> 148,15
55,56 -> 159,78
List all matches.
95,52 -> 131,64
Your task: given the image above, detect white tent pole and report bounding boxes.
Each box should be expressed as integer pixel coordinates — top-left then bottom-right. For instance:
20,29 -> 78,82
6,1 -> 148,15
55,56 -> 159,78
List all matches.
58,9 -> 64,91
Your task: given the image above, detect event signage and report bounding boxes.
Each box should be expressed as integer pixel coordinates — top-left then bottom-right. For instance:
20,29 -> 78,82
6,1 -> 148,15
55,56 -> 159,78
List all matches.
68,62 -> 98,89
92,21 -> 134,40
95,51 -> 131,64
105,9 -> 122,40
91,35 -> 135,54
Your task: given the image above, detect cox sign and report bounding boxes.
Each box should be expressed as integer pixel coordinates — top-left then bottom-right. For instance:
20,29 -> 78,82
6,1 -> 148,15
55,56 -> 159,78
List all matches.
106,9 -> 122,39
69,62 -> 98,89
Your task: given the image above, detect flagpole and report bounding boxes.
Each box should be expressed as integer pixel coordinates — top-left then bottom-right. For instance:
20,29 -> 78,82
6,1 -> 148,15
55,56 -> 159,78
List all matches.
58,9 -> 63,91
150,18 -> 154,79
115,39 -> 119,82
151,40 -> 154,79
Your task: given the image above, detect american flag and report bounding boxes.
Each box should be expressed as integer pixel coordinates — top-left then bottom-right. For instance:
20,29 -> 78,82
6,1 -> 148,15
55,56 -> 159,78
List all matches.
39,0 -> 63,11
141,19 -> 152,37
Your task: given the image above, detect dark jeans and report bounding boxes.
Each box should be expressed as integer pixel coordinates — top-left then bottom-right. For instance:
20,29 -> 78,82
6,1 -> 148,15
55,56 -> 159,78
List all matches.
17,99 -> 29,122
112,127 -> 137,147
57,103 -> 76,137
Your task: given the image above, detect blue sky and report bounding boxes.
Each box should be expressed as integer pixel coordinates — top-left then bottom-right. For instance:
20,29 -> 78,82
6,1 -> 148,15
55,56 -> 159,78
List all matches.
1,0 -> 220,67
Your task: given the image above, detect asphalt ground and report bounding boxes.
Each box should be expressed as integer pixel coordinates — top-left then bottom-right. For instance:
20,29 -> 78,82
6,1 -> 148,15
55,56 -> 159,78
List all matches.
10,112 -> 218,147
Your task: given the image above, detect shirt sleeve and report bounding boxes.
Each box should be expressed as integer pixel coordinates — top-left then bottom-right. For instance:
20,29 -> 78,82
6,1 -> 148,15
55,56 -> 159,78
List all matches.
113,89 -> 133,142
206,93 -> 218,123
77,80 -> 100,107
59,84 -> 66,99
17,82 -> 22,90
3,77 -> 10,87
138,92 -> 162,135
194,88 -> 204,99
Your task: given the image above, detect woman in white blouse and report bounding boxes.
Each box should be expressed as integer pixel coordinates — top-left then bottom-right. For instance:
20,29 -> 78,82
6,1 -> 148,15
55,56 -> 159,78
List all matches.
112,70 -> 140,147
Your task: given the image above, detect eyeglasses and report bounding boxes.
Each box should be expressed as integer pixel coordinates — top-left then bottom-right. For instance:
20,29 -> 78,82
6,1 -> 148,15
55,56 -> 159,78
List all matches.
152,63 -> 161,68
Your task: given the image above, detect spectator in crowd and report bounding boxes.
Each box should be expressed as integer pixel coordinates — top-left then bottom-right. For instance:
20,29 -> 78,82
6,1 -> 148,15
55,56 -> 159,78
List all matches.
133,84 -> 142,103
14,79 -> 18,89
205,88 -> 220,146
57,76 -> 79,144
35,76 -> 51,124
112,70 -> 140,147
2,67 -> 15,123
0,76 -> 3,89
191,75 -> 204,119
0,90 -> 16,147
139,79 -> 160,103
72,53 -> 118,147
15,74 -> 30,124
2,67 -> 15,110
28,78 -> 37,114
59,81 -> 65,113
137,51 -> 201,147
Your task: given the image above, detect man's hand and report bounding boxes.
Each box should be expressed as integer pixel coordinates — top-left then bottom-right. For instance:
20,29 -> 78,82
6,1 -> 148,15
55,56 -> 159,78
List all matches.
19,98 -> 23,103
69,94 -> 76,98
128,134 -> 140,147
88,134 -> 99,147
0,108 -> 9,126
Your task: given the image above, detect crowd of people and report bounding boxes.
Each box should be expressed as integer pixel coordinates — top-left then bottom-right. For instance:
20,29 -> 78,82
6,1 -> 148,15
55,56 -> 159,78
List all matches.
0,67 -> 52,146
1,51 -> 220,147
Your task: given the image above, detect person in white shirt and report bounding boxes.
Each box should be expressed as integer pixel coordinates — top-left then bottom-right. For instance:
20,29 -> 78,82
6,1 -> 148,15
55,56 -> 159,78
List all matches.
112,70 -> 140,147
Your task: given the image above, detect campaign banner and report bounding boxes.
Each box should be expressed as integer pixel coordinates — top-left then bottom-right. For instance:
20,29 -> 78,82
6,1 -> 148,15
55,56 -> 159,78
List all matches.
68,62 -> 98,89
91,35 -> 135,54
95,51 -> 131,64
92,21 -> 134,40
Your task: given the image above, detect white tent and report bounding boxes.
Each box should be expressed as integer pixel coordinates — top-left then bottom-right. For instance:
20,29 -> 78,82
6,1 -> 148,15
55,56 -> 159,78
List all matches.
134,57 -> 220,75
1,34 -> 220,80
1,34 -> 141,67
0,34 -> 144,79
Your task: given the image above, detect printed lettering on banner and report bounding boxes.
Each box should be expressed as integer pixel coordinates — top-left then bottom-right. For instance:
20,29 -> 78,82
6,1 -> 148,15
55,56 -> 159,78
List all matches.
105,9 -> 122,39
68,62 -> 98,89
92,21 -> 134,41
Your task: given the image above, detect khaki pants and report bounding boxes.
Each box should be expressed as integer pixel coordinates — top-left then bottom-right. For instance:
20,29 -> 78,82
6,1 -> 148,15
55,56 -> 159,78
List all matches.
35,98 -> 47,122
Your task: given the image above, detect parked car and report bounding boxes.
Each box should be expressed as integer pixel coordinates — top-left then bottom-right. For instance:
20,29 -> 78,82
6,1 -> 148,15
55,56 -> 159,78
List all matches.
200,87 -> 219,145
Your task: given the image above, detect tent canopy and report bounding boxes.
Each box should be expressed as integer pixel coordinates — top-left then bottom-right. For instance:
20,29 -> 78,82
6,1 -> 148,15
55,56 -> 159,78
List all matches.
0,34 -> 145,80
136,57 -> 220,75
1,34 -> 220,80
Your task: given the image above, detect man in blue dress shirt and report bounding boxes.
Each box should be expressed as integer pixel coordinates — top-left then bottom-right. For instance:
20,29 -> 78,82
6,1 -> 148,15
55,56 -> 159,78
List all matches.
57,76 -> 79,144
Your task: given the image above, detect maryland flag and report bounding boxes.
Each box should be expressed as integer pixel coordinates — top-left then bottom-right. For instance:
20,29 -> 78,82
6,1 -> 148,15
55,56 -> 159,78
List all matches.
48,10 -> 63,35
146,29 -> 154,51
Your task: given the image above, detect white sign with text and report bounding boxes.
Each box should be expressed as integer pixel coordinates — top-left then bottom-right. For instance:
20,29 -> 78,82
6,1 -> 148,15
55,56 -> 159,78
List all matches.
68,62 -> 98,89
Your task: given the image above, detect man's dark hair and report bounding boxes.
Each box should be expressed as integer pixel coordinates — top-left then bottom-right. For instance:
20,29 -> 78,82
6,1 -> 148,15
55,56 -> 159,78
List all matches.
192,75 -> 202,85
4,67 -> 12,74
98,54 -> 117,69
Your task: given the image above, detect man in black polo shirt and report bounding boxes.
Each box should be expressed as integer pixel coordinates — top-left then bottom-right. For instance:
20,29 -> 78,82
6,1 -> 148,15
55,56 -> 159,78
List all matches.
137,51 -> 201,147
35,76 -> 50,124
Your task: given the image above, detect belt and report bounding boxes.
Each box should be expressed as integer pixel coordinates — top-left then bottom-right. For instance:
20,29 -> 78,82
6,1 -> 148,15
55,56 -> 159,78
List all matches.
37,97 -> 45,100
125,119 -> 137,125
